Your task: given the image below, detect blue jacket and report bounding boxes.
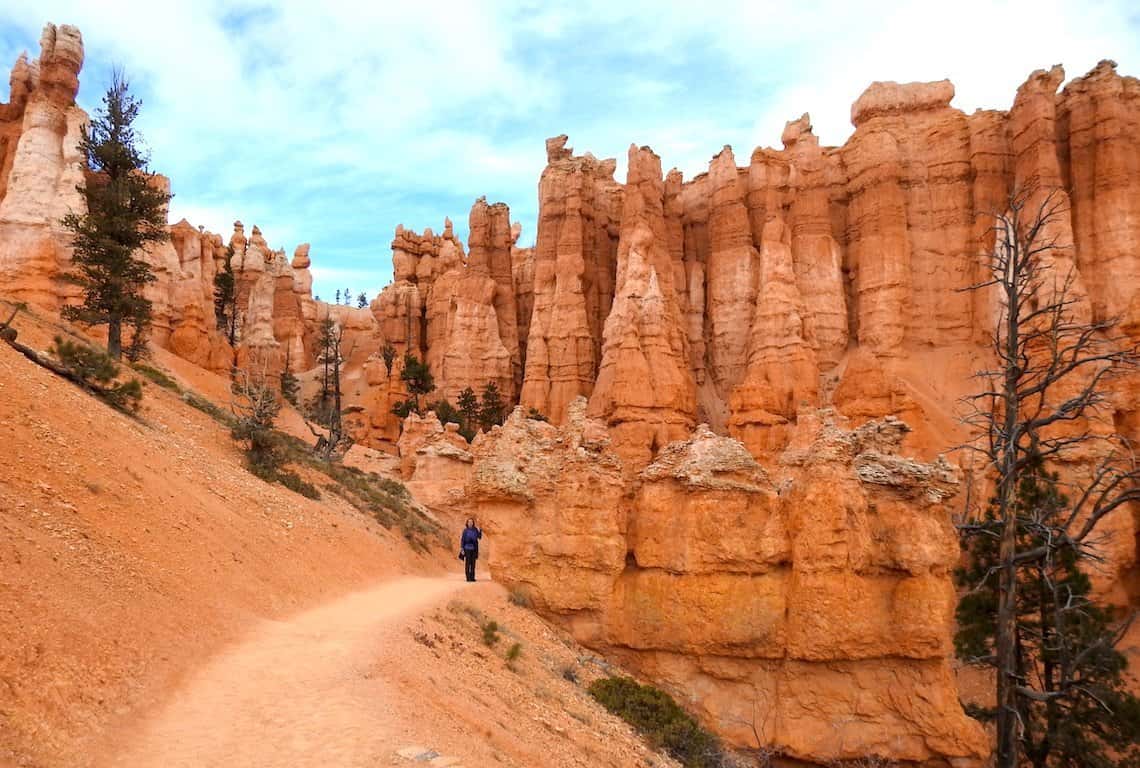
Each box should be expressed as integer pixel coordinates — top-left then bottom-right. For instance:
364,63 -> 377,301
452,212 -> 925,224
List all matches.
461,526 -> 482,553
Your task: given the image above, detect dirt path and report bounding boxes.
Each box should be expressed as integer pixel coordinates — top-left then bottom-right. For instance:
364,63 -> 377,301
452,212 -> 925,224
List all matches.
101,575 -> 472,768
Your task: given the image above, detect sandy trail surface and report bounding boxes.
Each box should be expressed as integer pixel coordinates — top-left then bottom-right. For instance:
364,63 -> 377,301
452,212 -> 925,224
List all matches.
101,575 -> 469,768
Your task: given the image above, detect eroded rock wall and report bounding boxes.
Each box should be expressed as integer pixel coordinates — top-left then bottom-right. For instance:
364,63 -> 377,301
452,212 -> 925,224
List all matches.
468,406 -> 988,765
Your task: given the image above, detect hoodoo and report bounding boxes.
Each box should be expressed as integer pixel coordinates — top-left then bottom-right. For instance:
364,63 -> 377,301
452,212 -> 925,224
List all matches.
2,19 -> 1138,768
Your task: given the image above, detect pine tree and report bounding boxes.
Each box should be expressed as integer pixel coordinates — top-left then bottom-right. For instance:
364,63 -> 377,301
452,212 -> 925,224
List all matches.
958,187 -> 1140,767
334,289 -> 341,305
61,71 -> 170,360
956,460 -> 1140,767
478,381 -> 505,430
356,292 -> 367,309
457,385 -> 479,441
396,352 -> 434,416
311,317 -> 337,425
279,348 -> 299,407
213,244 -> 240,349
429,398 -> 462,429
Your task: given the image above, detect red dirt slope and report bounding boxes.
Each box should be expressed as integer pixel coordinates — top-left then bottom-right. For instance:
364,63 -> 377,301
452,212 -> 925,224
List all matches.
0,308 -> 439,767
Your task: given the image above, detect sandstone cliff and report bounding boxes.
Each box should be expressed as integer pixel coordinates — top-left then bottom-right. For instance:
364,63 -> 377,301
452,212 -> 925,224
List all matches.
3,24 -> 1139,765
468,405 -> 989,765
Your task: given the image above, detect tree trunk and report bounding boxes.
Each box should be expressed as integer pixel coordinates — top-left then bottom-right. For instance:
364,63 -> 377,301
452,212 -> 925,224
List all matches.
996,480 -> 1019,767
107,316 -> 123,360
995,223 -> 1022,768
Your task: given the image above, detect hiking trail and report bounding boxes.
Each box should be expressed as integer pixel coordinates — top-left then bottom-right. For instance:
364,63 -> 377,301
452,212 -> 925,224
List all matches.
102,575 -> 476,767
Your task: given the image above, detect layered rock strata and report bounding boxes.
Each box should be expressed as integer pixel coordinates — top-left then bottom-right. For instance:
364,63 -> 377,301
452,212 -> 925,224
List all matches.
468,407 -> 988,764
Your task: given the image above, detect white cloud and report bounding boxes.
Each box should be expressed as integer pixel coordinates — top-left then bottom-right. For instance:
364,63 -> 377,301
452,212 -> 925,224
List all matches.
1,1 -> 1137,299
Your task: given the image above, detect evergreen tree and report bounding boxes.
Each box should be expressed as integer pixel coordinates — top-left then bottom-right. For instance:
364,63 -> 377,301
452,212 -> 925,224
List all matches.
343,287 -> 351,306
478,381 -> 505,430
335,289 -> 341,305
311,317 -> 337,425
356,292 -> 368,309
457,385 -> 479,441
213,244 -> 240,347
429,398 -> 462,429
958,187 -> 1140,767
279,348 -> 299,407
956,460 -> 1140,767
61,71 -> 170,360
230,365 -> 282,480
396,352 -> 434,415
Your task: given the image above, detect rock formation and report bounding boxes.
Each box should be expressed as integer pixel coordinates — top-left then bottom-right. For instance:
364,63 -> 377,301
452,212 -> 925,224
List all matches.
0,24 -> 86,310
2,24 -> 1139,764
587,145 -> 696,466
519,135 -> 622,424
364,203 -> 537,450
468,407 -> 989,765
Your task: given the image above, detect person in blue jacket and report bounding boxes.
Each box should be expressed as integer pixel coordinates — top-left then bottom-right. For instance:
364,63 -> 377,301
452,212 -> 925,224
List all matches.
459,518 -> 483,582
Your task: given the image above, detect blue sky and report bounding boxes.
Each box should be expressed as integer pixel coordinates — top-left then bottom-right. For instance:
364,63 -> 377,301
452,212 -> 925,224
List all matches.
2,1 -> 1139,301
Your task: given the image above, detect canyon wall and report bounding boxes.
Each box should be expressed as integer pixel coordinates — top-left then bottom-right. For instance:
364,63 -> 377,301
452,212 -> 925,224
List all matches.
468,405 -> 989,765
2,23 -> 1139,766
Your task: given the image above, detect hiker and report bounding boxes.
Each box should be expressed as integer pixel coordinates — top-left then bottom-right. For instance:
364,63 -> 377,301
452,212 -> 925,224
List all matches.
459,518 -> 482,582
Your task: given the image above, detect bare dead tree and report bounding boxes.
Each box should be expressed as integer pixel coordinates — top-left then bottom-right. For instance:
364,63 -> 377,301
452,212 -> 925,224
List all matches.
956,186 -> 1140,768
230,358 -> 283,479
304,314 -> 354,462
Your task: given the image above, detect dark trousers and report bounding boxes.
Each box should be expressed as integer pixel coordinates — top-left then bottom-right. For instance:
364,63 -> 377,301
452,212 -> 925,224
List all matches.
464,550 -> 477,581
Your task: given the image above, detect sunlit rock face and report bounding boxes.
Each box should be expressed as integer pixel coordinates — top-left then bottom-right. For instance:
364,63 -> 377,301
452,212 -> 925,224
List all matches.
0,23 -> 87,310
468,406 -> 988,765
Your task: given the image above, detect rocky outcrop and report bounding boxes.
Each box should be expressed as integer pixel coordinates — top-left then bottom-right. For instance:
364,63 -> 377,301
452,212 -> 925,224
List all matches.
468,410 -> 988,765
587,145 -> 696,466
468,197 -> 522,391
519,135 -> 622,425
396,410 -> 473,509
511,221 -> 535,372
467,399 -> 625,617
0,23 -> 86,309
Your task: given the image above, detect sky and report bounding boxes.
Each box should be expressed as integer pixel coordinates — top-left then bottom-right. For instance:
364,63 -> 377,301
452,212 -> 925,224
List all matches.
2,1 -> 1139,301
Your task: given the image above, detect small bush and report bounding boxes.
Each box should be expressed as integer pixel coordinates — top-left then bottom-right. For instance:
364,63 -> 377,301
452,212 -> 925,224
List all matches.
134,363 -> 180,392
562,665 -> 579,684
51,336 -> 142,413
526,407 -> 549,422
588,676 -> 727,768
277,470 -> 321,499
482,620 -> 500,646
506,642 -> 522,666
231,373 -> 283,479
183,391 -> 234,426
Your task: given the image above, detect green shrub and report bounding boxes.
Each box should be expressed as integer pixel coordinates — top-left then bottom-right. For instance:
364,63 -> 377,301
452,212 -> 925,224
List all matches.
230,372 -> 283,479
279,368 -> 299,406
588,676 -> 726,768
482,620 -> 500,646
183,391 -> 234,426
526,407 -> 549,422
277,470 -> 321,499
428,398 -> 462,428
273,433 -> 443,552
506,642 -> 522,667
134,363 -> 180,392
104,378 -> 143,412
50,336 -> 142,413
